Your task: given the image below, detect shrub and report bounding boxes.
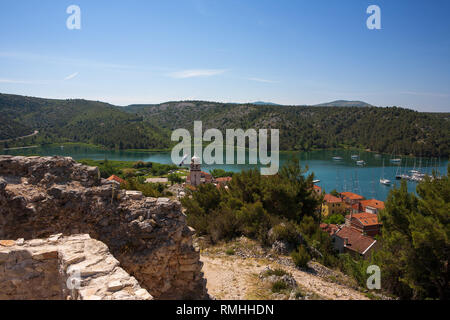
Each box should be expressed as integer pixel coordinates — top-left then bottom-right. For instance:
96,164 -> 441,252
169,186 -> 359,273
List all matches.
291,245 -> 311,268
122,168 -> 136,178
269,222 -> 301,246
264,268 -> 288,277
133,161 -> 146,169
225,248 -> 235,256
168,173 -> 183,185
323,213 -> 345,225
294,287 -> 306,299
271,280 -> 288,293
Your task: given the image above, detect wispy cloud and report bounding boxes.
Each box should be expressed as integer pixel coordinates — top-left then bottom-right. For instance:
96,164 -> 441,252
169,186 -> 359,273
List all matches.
64,72 -> 79,80
167,69 -> 227,79
0,51 -> 136,70
247,77 -> 279,84
400,91 -> 449,98
0,78 -> 41,84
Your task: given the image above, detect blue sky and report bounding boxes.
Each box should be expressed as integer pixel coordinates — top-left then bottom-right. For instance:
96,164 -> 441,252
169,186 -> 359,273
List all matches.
0,0 -> 449,111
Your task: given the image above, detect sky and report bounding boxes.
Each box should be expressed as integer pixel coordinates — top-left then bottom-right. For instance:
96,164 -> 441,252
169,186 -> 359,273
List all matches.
0,0 -> 449,112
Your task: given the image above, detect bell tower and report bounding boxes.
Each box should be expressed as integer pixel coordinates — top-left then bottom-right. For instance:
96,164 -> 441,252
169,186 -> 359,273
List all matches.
189,155 -> 201,186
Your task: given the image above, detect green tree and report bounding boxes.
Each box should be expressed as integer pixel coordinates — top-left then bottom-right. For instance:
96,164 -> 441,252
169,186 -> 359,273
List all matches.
377,170 -> 449,300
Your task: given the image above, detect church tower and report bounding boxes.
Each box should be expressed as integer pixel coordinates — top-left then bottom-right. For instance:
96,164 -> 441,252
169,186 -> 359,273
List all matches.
189,155 -> 201,186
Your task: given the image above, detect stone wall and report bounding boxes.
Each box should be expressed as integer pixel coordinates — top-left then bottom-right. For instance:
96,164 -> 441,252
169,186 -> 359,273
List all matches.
0,234 -> 152,300
0,156 -> 208,299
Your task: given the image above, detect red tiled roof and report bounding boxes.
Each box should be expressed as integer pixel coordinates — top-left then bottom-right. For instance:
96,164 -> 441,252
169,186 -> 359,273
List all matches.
320,223 -> 339,236
360,199 -> 385,210
324,194 -> 343,203
340,192 -> 365,200
313,185 -> 322,190
201,171 -> 212,178
335,226 -> 377,255
346,213 -> 380,226
107,175 -> 126,185
216,177 -> 232,183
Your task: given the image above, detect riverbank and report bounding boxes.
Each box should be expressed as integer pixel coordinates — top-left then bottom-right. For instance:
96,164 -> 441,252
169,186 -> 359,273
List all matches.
2,141 -> 443,159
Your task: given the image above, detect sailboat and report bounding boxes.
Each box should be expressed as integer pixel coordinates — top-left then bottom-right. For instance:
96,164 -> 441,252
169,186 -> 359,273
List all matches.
390,148 -> 401,164
351,154 -> 359,160
380,159 -> 392,186
396,157 -> 410,180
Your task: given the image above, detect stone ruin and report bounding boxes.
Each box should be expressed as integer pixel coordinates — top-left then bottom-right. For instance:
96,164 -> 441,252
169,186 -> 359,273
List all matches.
0,155 -> 208,300
0,234 -> 152,300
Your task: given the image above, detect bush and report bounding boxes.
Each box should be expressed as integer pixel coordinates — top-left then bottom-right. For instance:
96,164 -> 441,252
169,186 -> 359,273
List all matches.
225,248 -> 235,255
323,213 -> 345,225
210,169 -> 234,178
294,287 -> 306,299
269,222 -> 301,247
133,161 -> 146,169
291,245 -> 311,268
168,173 -> 183,185
264,268 -> 288,277
271,280 -> 288,293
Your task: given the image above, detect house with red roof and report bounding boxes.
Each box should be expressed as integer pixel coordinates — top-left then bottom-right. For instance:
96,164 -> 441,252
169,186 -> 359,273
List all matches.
360,199 -> 385,215
333,226 -> 378,258
107,175 -> 126,185
340,192 -> 365,213
340,192 -> 365,204
322,194 -> 346,217
216,177 -> 232,185
345,212 -> 382,237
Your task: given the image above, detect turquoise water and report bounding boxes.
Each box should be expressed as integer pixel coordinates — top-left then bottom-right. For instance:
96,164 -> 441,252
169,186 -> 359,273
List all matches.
2,145 -> 447,201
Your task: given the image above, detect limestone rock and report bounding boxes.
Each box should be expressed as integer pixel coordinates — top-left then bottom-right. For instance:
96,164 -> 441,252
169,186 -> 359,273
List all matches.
0,155 -> 208,300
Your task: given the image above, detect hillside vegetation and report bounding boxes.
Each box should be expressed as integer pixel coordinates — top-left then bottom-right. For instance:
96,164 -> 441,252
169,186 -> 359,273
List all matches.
124,101 -> 449,157
1,93 -> 448,157
0,93 -> 170,150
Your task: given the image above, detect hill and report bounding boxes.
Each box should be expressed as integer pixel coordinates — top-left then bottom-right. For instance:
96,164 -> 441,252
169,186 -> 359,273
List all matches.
0,93 -> 170,150
314,100 -> 373,107
1,93 -> 448,157
252,101 -> 281,106
122,100 -> 449,157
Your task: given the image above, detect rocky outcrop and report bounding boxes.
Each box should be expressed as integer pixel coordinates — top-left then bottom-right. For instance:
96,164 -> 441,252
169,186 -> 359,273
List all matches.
0,234 -> 152,300
0,155 -> 207,299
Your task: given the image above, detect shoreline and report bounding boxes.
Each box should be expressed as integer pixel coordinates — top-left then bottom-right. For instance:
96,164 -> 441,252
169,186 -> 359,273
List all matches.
1,144 -> 447,161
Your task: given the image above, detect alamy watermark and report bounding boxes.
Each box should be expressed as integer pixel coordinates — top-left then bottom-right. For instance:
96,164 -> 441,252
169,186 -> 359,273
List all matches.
171,121 -> 279,175
66,5 -> 81,30
367,5 -> 381,30
366,265 -> 381,290
66,267 -> 82,290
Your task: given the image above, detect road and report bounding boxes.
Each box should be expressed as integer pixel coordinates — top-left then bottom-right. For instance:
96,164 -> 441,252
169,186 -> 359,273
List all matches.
0,130 -> 39,143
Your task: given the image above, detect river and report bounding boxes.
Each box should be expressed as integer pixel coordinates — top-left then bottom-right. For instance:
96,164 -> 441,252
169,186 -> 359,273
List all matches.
2,145 -> 448,202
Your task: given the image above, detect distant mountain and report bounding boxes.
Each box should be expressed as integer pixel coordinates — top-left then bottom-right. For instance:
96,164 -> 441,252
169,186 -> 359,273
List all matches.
252,101 -> 281,106
314,100 -> 373,107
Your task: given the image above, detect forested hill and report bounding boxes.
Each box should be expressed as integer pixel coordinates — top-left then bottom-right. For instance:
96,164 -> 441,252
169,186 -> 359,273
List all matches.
0,93 -> 170,150
123,101 -> 449,157
0,93 -> 449,157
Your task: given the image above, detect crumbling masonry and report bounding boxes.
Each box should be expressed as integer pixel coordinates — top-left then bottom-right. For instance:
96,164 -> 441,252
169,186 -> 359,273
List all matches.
0,155 -> 208,300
